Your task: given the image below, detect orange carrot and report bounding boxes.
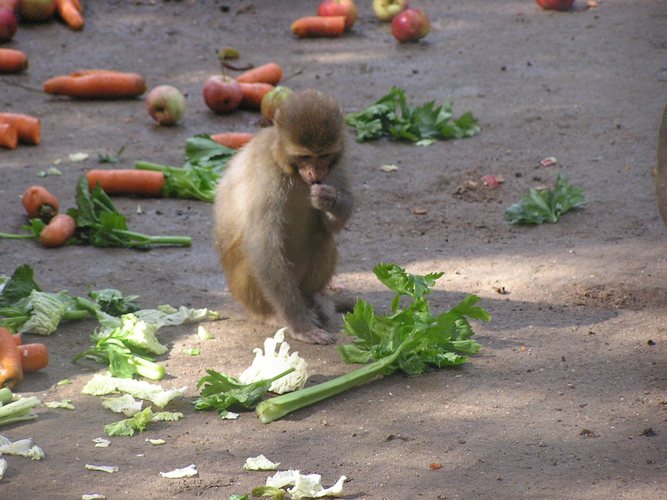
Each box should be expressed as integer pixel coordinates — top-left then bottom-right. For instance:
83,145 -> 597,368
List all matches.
0,327 -> 23,389
0,113 -> 41,145
12,334 -> 22,346
238,82 -> 274,109
39,214 -> 76,247
0,48 -> 28,74
22,185 -> 60,222
0,123 -> 18,149
55,0 -> 84,31
43,70 -> 146,99
210,132 -> 254,149
236,62 -> 283,85
291,16 -> 346,38
17,344 -> 49,372
85,169 -> 165,196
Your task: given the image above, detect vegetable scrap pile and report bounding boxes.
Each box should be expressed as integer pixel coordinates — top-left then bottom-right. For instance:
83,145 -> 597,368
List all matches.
0,263 -> 220,386
193,263 -> 489,424
0,177 -> 192,249
345,86 -> 480,145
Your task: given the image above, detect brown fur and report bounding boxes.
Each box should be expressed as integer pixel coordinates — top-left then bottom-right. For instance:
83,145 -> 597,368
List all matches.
212,89 -> 353,344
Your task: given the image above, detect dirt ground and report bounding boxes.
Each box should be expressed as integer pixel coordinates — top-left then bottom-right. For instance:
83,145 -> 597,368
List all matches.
1,0 -> 666,498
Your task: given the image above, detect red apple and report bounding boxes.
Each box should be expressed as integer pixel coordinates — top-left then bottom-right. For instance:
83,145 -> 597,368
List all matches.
202,75 -> 243,114
317,0 -> 357,30
0,0 -> 19,11
0,7 -> 18,41
391,8 -> 429,43
372,0 -> 408,22
535,0 -> 575,11
261,85 -> 293,125
17,0 -> 55,22
146,85 -> 186,126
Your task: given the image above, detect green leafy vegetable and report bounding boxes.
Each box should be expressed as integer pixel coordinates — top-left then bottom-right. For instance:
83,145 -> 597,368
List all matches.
88,288 -> 140,316
103,406 -> 182,437
255,263 -> 490,423
68,176 -> 192,249
194,368 -> 295,417
345,86 -> 480,144
0,265 -> 88,334
505,174 -> 585,225
134,135 -> 236,202
74,314 -> 168,380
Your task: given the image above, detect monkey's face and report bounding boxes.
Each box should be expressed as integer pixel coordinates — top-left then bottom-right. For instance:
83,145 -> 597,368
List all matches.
291,153 -> 337,185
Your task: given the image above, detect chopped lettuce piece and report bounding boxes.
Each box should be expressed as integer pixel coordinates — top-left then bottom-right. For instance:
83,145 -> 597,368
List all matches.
92,438 -> 111,448
45,400 -> 75,410
101,394 -> 143,416
134,305 -> 220,328
145,438 -> 166,446
160,464 -> 198,478
0,458 -> 6,480
239,328 -> 308,394
243,454 -> 280,471
85,464 -> 119,473
0,435 -> 44,460
82,373 -> 187,408
266,470 -> 346,499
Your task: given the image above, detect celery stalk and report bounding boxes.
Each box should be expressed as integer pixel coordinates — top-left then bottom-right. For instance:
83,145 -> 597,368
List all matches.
255,342 -> 406,424
0,396 -> 41,427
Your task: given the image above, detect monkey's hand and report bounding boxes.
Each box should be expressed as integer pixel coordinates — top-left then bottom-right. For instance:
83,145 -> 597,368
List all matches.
310,183 -> 339,211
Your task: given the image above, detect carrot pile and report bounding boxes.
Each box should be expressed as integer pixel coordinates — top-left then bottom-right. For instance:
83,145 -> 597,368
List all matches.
0,48 -> 28,74
0,328 -> 49,389
44,69 -> 147,99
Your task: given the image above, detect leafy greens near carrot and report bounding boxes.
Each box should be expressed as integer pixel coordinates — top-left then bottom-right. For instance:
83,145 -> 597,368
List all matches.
345,86 -> 480,145
504,174 -> 585,225
67,175 -> 192,248
255,263 -> 490,423
1,264 -> 220,380
134,135 -> 236,202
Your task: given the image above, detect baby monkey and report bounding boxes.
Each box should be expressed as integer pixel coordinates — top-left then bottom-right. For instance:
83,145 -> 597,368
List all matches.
212,89 -> 353,344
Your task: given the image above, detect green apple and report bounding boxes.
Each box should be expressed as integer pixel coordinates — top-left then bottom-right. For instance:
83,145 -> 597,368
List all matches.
372,0 -> 408,22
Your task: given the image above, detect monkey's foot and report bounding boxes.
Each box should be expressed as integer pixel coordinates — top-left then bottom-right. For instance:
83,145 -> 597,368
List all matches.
288,327 -> 336,345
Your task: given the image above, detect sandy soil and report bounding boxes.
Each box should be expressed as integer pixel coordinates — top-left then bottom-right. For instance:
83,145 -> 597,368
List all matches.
1,1 -> 666,499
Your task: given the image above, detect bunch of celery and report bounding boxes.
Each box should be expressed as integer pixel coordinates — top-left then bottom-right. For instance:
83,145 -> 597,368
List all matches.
255,263 -> 490,423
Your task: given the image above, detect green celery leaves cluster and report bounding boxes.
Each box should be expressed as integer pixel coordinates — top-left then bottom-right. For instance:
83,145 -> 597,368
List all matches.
345,87 -> 480,145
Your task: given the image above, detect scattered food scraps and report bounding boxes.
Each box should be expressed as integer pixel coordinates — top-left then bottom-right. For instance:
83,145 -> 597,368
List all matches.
411,207 -> 428,215
540,156 -> 557,167
45,400 -> 75,410
243,454 -> 281,471
160,464 -> 198,479
84,464 -> 119,474
238,327 -> 308,394
429,463 -> 443,470
379,164 -> 399,173
92,438 -> 111,448
481,174 -> 504,189
68,152 -> 89,162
